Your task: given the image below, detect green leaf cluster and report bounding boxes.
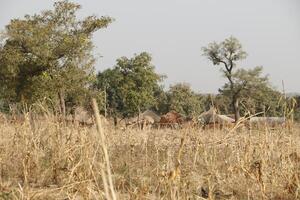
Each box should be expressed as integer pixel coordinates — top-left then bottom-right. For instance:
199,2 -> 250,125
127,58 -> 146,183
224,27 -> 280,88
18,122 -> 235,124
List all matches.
164,83 -> 203,117
0,0 -> 112,109
96,52 -> 164,118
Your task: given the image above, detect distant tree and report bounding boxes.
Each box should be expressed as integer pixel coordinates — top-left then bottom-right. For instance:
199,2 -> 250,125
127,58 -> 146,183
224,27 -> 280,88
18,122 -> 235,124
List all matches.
241,84 -> 282,117
96,52 -> 164,120
199,88 -> 282,118
212,94 -> 232,114
151,87 -> 169,115
202,37 -> 272,121
219,66 -> 278,116
165,83 -> 203,116
0,0 -> 112,114
294,96 -> 300,121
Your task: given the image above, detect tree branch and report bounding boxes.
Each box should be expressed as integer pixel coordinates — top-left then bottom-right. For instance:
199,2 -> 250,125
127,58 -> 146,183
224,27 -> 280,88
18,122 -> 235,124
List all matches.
234,80 -> 248,97
211,54 -> 231,73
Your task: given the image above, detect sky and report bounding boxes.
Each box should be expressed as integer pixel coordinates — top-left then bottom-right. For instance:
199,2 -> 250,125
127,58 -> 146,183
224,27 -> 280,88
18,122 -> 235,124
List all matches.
1,0 -> 299,93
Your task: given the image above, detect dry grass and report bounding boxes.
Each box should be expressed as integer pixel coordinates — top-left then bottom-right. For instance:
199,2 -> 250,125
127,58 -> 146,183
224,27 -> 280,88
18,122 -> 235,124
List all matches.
0,114 -> 299,200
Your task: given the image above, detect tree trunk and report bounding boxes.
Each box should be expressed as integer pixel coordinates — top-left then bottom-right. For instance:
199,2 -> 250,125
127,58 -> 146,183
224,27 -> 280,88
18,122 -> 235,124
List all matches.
113,116 -> 118,126
233,97 -> 240,122
58,90 -> 66,118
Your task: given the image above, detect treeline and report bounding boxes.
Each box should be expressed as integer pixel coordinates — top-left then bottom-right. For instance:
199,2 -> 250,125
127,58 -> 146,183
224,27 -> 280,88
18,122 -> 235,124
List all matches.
0,1 -> 299,121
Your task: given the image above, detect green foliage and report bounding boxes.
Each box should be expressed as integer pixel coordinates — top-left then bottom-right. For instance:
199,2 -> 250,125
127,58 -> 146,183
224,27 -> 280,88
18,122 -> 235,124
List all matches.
164,83 -> 203,116
202,36 -> 247,70
96,52 -> 164,117
202,36 -> 280,120
0,5 -> 295,121
219,66 -> 279,114
202,94 -> 232,114
294,96 -> 300,121
0,0 -> 112,108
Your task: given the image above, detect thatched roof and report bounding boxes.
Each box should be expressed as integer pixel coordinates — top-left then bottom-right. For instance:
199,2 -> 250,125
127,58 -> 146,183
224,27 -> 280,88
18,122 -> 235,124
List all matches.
198,107 -> 235,124
141,110 -> 161,122
127,110 -> 161,125
249,117 -> 285,125
217,115 -> 235,123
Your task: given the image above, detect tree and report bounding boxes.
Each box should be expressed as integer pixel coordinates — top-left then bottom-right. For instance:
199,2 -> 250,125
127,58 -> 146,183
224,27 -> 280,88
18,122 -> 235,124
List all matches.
202,37 -> 249,121
220,66 -> 281,117
207,94 -> 232,114
0,0 -> 112,114
165,83 -> 203,117
294,96 -> 300,121
96,52 -> 164,119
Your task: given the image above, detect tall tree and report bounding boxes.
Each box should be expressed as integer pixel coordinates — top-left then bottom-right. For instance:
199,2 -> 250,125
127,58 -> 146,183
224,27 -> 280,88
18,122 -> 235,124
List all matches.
294,96 -> 300,121
0,0 -> 112,114
96,52 -> 164,119
219,66 -> 280,116
202,36 -> 248,121
165,83 -> 203,117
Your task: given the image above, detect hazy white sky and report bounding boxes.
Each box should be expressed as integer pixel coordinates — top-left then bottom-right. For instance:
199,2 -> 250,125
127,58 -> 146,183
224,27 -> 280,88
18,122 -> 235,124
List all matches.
1,0 -> 299,93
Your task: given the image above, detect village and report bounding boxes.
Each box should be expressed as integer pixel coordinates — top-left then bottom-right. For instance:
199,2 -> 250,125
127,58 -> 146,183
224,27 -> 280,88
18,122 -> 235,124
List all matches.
0,0 -> 299,199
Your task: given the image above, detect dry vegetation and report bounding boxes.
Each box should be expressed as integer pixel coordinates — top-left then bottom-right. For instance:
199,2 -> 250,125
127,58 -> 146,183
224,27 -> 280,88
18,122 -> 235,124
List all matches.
0,113 -> 299,200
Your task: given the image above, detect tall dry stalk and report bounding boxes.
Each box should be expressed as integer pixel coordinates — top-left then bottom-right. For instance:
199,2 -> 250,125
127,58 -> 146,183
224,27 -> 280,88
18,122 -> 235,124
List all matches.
91,98 -> 117,200
0,108 -> 299,199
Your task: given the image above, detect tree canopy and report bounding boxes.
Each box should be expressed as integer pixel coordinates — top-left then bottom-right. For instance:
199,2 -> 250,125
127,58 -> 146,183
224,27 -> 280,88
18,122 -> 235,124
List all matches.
96,52 -> 164,118
0,1 -> 297,121
165,83 -> 203,117
0,0 -> 112,112
202,37 -> 278,121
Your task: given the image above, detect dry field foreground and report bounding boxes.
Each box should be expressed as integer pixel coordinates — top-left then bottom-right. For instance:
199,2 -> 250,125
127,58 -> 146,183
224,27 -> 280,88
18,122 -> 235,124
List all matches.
0,116 -> 299,200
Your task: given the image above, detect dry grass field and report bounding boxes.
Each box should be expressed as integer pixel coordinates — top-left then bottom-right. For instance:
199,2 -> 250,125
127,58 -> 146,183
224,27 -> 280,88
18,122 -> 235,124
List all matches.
0,114 -> 299,200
